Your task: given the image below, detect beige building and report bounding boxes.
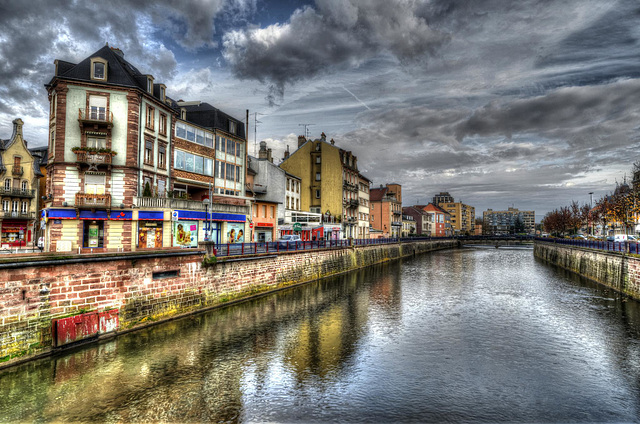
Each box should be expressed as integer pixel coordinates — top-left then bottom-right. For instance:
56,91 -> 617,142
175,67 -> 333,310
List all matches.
0,119 -> 42,248
483,207 -> 535,235
438,201 -> 475,235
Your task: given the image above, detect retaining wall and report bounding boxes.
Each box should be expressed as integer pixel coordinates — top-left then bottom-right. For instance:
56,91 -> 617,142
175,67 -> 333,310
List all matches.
0,239 -> 456,367
534,241 -> 640,300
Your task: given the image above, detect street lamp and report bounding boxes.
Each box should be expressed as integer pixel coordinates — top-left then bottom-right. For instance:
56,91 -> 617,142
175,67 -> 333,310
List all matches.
203,198 -> 210,241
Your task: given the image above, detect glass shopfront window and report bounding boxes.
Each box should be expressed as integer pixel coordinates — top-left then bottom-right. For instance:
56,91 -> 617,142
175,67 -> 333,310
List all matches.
138,221 -> 163,248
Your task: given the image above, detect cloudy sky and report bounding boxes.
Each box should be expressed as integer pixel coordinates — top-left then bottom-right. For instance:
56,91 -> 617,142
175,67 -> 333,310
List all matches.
1,0 -> 639,220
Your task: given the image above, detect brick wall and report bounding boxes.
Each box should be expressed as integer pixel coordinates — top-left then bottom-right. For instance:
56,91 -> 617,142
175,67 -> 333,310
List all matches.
0,239 -> 456,367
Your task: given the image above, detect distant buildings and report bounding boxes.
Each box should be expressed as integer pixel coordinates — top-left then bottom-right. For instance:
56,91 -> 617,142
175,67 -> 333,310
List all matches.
434,192 -> 475,235
483,207 -> 535,235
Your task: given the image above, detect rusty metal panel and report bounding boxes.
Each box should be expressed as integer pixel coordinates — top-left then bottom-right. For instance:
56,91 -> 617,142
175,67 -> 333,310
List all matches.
52,312 -> 101,347
99,309 -> 119,333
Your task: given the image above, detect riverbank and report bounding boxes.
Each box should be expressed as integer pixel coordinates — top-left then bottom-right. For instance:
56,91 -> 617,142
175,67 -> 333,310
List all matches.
0,239 -> 456,369
534,240 -> 640,300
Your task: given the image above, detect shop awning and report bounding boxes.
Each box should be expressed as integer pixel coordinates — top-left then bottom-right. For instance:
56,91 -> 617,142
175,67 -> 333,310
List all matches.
79,210 -> 108,220
210,212 -> 245,222
48,209 -> 77,219
175,210 -> 206,220
110,210 -> 133,220
138,211 -> 164,220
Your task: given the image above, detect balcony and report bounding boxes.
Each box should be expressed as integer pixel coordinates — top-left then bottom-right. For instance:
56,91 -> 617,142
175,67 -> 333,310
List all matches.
73,149 -> 115,166
0,188 -> 35,198
78,108 -> 113,128
0,211 -> 36,219
343,181 -> 358,192
12,166 -> 23,176
75,193 -> 111,209
135,196 -> 250,215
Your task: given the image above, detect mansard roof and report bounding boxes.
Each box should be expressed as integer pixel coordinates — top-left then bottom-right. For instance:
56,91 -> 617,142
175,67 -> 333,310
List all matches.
48,45 -> 168,106
180,102 -> 246,140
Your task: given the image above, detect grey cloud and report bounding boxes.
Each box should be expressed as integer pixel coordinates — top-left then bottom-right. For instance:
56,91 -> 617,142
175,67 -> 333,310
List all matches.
222,0 -> 449,104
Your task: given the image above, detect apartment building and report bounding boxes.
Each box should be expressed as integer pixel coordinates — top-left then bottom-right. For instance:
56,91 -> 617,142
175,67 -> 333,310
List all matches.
402,206 -> 433,236
483,207 -> 535,235
0,119 -> 42,248
370,183 -> 402,238
357,174 -> 371,239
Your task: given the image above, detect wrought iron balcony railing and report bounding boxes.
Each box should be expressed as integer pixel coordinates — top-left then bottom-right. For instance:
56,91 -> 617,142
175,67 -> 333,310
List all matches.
0,188 -> 35,198
78,108 -> 113,125
75,192 -> 112,208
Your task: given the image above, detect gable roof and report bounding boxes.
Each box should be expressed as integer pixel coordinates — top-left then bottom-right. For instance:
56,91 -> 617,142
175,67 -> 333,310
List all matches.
369,187 -> 388,202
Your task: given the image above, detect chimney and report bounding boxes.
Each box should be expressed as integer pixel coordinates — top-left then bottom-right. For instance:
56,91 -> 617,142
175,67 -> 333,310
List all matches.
298,135 -> 306,148
110,47 -> 124,58
321,132 -> 326,141
330,138 -> 335,145
283,145 -> 290,160
259,140 -> 268,160
267,148 -> 273,163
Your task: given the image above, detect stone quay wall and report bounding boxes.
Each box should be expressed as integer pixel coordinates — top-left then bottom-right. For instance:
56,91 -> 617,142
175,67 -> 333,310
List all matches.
0,239 -> 456,368
534,241 -> 640,300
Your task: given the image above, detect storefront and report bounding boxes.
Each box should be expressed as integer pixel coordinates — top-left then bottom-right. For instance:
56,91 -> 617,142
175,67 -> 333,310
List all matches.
137,210 -> 164,249
279,225 -> 323,241
173,210 -> 246,245
79,210 -> 108,248
254,222 -> 274,242
1,219 -> 32,248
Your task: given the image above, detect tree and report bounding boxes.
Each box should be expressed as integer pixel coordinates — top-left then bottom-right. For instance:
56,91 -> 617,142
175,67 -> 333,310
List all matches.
143,181 -> 152,197
514,216 -> 525,234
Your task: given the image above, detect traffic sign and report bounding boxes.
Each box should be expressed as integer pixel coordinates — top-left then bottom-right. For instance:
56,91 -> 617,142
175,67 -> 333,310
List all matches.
293,223 -> 302,231
249,222 -> 254,228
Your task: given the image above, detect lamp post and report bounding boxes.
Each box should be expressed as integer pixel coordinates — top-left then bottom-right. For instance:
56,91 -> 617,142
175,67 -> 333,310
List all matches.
589,192 -> 594,236
203,198 -> 210,241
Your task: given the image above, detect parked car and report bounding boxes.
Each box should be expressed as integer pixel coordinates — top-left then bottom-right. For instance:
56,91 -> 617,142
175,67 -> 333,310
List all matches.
628,235 -> 637,241
607,234 -> 629,242
569,234 -> 587,240
277,234 -> 302,248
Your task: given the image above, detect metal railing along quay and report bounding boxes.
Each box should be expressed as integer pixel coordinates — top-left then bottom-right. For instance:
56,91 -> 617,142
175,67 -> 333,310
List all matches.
212,237 -> 461,258
536,237 -> 640,254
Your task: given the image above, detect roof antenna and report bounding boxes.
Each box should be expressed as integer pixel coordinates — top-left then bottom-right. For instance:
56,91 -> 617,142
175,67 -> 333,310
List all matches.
298,123 -> 315,138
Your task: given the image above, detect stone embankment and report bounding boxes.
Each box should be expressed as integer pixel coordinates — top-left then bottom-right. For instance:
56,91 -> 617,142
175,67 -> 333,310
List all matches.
0,239 -> 456,368
534,240 -> 640,300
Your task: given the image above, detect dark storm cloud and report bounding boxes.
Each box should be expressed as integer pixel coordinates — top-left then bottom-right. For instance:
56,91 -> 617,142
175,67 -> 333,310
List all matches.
0,0 -> 252,117
454,79 -> 640,148
222,0 -> 449,104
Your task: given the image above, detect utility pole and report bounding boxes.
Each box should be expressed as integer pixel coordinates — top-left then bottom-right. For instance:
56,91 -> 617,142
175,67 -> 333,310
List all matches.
298,123 -> 315,138
254,112 -> 265,155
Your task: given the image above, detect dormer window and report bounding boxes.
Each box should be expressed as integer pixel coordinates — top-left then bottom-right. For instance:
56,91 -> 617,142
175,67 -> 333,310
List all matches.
159,84 -> 166,101
147,76 -> 154,93
229,120 -> 237,134
90,57 -> 108,81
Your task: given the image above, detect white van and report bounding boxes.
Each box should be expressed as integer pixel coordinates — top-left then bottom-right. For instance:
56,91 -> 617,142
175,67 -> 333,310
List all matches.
614,234 -> 629,242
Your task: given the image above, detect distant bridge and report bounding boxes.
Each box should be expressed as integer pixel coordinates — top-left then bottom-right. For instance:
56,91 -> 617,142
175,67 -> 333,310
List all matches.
455,235 -> 534,248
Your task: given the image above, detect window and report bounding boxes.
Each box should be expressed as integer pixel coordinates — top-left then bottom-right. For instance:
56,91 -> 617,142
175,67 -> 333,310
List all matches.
2,200 -> 8,211
160,85 -> 165,101
21,201 -> 27,214
296,199 -> 300,210
316,156 -> 321,164
89,96 -> 107,120
229,120 -> 237,134
262,205 -> 266,218
147,76 -> 154,93
92,61 -> 106,80
186,125 -> 195,142
226,163 -> 234,181
145,141 -> 154,165
146,106 -> 154,130
185,153 -> 195,172
158,145 -> 166,169
85,173 -> 105,195
205,133 -> 213,148
196,129 -> 205,145
175,150 -> 185,170
296,182 -> 300,193
315,172 -> 321,181
158,180 -> 165,196
236,166 -> 241,182
227,139 -> 234,154
83,220 -> 104,248
50,129 -> 55,159
21,181 -> 27,191
176,122 -> 186,139
87,137 -> 106,149
4,180 -> 9,190
287,179 -> 290,190
315,143 -> 321,151
270,206 -> 275,218
315,189 -> 320,198
159,113 -> 167,135
12,201 -> 18,213
286,196 -> 290,208
204,158 -> 213,176
194,156 -> 203,174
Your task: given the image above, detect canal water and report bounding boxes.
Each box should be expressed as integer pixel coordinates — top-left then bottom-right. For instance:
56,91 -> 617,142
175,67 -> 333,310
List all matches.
2,248 -> 640,422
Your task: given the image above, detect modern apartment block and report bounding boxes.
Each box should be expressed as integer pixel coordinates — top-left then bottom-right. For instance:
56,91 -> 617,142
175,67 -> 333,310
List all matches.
0,119 -> 43,248
483,207 -> 535,235
357,174 -> 371,239
438,201 -> 475,235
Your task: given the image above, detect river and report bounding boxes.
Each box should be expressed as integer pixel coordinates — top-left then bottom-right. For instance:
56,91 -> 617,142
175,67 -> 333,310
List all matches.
2,247 -> 640,422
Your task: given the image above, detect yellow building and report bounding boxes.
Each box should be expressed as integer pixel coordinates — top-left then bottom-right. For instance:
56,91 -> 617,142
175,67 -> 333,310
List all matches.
0,119 -> 42,249
280,133 -> 360,239
437,198 -> 475,235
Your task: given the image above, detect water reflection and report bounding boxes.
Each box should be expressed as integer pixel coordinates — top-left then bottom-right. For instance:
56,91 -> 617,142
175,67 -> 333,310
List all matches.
1,250 -> 640,422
